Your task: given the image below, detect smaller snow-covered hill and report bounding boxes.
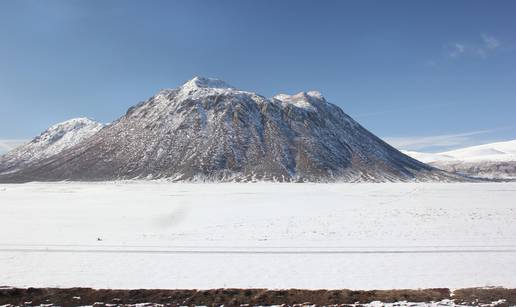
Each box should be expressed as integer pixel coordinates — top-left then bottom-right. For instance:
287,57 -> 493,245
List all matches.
0,118 -> 104,175
403,140 -> 516,179
439,140 -> 516,162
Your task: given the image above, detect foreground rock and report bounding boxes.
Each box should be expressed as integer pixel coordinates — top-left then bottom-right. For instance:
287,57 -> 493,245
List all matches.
0,287 -> 513,306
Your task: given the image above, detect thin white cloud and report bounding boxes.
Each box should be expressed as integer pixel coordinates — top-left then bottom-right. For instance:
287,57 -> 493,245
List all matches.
354,103 -> 446,119
481,34 -> 500,50
0,139 -> 28,154
447,43 -> 466,58
424,60 -> 437,67
445,34 -> 501,59
383,129 -> 496,151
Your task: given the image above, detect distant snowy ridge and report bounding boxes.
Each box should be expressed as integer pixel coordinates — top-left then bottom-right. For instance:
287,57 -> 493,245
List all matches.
403,140 -> 516,179
0,77 -> 462,183
0,118 -> 104,175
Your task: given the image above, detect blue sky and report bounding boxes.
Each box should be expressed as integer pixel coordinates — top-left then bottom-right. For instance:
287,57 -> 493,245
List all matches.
1,0 -> 516,153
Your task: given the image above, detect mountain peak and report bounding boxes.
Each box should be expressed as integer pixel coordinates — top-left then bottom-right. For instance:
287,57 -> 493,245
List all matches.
273,91 -> 326,111
305,91 -> 324,100
0,117 -> 104,175
274,90 -> 325,101
0,78 -> 461,183
47,117 -> 100,130
181,76 -> 235,91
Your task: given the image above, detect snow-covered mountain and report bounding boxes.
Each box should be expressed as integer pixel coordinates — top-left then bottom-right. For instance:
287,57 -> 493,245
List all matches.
403,140 -> 516,180
0,77 -> 461,182
0,118 -> 104,175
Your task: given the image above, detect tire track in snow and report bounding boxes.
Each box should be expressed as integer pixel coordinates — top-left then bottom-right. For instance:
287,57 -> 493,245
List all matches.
1,247 -> 516,254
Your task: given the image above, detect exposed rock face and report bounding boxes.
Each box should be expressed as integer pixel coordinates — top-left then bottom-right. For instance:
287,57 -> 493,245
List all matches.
0,118 -> 103,176
0,77 -> 460,182
431,161 -> 516,180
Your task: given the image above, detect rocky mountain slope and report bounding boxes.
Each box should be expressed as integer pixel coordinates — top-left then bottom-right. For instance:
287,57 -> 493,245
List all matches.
403,140 -> 516,180
0,118 -> 103,176
0,77 -> 461,182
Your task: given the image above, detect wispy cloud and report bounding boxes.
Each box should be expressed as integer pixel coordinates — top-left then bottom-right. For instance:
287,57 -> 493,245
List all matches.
383,129 -> 496,152
424,60 -> 437,67
447,43 -> 467,58
481,34 -> 500,50
354,103 -> 447,119
444,33 -> 502,59
0,139 -> 28,154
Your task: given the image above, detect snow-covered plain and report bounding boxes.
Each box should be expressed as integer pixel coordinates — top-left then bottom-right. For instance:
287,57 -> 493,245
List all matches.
0,182 -> 515,289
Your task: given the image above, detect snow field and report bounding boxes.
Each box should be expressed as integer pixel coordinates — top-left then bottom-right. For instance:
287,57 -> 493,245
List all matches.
0,182 -> 515,289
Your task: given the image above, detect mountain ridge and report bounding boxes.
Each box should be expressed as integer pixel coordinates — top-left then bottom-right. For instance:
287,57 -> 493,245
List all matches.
403,140 -> 516,180
0,118 -> 103,176
0,77 -> 463,183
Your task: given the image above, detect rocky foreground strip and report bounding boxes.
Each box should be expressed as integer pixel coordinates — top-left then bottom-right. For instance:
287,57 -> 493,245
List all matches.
1,287 -> 515,307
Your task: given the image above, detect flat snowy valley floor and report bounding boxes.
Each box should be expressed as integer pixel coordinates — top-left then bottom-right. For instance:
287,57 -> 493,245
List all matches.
1,182 -> 515,290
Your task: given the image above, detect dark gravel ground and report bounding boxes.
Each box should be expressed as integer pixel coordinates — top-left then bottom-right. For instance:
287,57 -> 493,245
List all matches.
0,287 -> 515,306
